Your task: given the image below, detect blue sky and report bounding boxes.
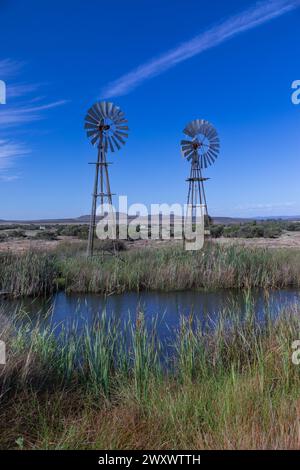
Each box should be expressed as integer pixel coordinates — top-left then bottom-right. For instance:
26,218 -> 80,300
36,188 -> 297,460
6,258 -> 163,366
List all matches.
0,0 -> 300,220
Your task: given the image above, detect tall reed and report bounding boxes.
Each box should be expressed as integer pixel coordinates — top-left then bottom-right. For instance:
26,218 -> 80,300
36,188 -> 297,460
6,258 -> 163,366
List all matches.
2,243 -> 300,297
1,299 -> 300,449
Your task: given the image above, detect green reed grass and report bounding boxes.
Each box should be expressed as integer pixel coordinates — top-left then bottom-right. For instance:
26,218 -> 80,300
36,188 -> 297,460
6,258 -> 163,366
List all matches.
2,243 -> 300,297
1,297 -> 300,449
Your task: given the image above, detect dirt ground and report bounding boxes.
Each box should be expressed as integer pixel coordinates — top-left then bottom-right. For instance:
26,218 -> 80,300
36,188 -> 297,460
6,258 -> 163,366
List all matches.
216,231 -> 300,249
1,231 -> 300,254
0,236 -> 83,253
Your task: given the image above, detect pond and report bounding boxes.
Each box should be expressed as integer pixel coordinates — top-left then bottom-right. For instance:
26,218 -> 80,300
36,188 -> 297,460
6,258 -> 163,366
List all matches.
1,288 -> 300,343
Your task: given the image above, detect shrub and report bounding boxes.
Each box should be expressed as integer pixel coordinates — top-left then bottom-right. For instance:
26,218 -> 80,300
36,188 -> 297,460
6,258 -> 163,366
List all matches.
34,231 -> 58,241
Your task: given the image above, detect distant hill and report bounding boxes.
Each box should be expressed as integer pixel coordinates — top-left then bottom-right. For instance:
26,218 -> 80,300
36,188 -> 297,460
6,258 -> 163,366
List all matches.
211,217 -> 253,225
1,214 -> 300,225
0,213 -> 135,225
256,216 -> 300,221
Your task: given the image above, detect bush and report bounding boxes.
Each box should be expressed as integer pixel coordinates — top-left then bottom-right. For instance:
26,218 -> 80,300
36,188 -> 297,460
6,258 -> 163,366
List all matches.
34,231 -> 58,241
56,225 -> 89,239
210,225 -> 224,238
8,230 -> 27,239
0,233 -> 7,242
216,221 -> 283,239
94,239 -> 126,252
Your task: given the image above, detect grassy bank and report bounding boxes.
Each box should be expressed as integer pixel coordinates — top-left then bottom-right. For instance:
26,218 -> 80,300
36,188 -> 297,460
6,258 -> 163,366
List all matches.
1,242 -> 300,297
0,301 -> 300,449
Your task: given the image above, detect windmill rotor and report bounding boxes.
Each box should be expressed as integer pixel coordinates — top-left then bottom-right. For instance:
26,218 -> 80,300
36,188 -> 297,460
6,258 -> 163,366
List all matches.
84,101 -> 129,152
180,119 -> 220,169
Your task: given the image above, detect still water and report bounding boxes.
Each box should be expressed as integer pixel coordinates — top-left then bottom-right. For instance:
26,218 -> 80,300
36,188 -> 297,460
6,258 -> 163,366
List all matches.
2,288 -> 300,342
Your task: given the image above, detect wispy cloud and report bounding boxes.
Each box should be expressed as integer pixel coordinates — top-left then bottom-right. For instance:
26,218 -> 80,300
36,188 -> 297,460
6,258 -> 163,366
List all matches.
6,83 -> 41,99
0,59 -> 67,180
0,100 -> 68,127
0,139 -> 30,172
0,59 -> 23,79
102,0 -> 300,98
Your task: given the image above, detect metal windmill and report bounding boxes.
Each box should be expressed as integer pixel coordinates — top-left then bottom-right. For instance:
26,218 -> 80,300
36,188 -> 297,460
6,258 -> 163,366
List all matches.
180,119 -> 220,226
84,101 -> 129,256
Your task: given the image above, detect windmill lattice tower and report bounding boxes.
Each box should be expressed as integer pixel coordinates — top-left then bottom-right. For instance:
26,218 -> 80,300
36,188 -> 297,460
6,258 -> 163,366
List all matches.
180,119 -> 220,225
84,101 -> 129,256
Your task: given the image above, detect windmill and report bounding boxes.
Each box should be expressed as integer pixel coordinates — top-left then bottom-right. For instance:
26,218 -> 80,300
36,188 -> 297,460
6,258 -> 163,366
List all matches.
180,119 -> 220,228
84,101 -> 129,256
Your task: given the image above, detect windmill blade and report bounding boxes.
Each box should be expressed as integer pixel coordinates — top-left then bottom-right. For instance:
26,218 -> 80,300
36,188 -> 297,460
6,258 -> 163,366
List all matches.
115,130 -> 128,138
104,137 -> 108,153
183,145 -> 194,154
114,133 -> 126,145
99,101 -> 107,117
91,135 -> 99,146
210,142 -> 220,150
207,150 -> 216,162
181,139 -> 193,146
183,148 -> 194,157
209,142 -> 219,151
111,135 -> 121,151
201,126 -> 210,138
84,122 -> 98,130
210,148 -> 220,157
113,110 -> 123,121
85,115 -> 99,126
207,128 -> 217,140
184,149 -> 195,159
181,142 -> 192,148
116,125 -> 129,131
208,153 -> 216,165
204,153 -> 212,165
84,114 -> 99,126
209,149 -> 219,159
115,108 -> 125,118
181,144 -> 193,152
182,148 -> 193,156
196,120 -> 205,134
87,129 -> 98,138
189,121 -> 198,136
183,127 -> 194,138
106,102 -> 114,117
88,106 -> 100,122
111,105 -> 121,120
185,123 -> 197,137
107,136 -> 115,153
94,102 -> 103,118
114,117 -> 128,125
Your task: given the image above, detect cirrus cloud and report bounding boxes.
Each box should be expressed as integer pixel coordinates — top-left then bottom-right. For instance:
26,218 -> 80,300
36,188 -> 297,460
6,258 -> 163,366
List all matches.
102,0 -> 300,98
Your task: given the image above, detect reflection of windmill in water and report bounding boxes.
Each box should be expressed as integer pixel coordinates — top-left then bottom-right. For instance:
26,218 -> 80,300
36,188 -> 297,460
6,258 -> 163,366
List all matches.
180,119 -> 220,228
84,101 -> 129,256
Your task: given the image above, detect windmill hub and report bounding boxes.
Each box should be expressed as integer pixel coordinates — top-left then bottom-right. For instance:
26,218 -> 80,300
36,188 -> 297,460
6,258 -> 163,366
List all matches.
99,123 -> 110,131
